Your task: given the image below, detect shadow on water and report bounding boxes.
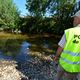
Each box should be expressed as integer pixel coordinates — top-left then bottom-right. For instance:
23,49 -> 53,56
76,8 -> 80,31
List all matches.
0,51 -> 13,60
0,36 -> 58,61
16,41 -> 31,63
0,40 -> 31,61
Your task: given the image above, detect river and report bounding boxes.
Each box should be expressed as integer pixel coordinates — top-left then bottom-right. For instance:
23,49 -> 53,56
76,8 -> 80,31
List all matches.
0,35 -> 59,62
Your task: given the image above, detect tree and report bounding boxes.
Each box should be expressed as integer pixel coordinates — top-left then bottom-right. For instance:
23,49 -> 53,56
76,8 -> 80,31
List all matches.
0,0 -> 20,31
26,0 -> 52,17
49,0 -> 76,34
23,0 -> 76,34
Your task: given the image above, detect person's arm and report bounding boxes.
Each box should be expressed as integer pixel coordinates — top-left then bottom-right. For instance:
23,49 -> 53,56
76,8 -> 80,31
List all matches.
54,46 -> 63,61
51,34 -> 66,61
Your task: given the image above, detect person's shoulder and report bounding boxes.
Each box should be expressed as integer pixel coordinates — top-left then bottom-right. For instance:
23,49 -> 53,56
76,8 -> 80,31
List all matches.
65,28 -> 74,31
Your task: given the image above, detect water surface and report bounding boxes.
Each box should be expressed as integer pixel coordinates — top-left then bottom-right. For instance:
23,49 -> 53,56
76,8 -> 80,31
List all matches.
0,35 -> 59,62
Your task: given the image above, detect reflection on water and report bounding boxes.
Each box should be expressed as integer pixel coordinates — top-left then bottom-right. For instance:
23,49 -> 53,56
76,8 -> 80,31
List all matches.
0,36 -> 58,62
0,40 -> 31,62
16,41 -> 31,63
0,51 -> 13,60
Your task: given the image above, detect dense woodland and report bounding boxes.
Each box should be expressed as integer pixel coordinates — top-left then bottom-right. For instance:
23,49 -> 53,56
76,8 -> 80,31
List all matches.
0,0 -> 80,35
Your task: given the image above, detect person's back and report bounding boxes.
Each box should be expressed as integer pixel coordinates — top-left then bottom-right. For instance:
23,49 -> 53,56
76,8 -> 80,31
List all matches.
59,26 -> 80,73
52,10 -> 80,80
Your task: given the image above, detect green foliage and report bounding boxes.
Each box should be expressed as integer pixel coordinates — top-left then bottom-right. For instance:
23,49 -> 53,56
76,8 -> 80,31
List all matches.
20,16 -> 56,34
50,1 -> 75,34
26,0 -> 51,16
0,0 -> 20,31
49,0 -> 75,14
20,0 -> 77,34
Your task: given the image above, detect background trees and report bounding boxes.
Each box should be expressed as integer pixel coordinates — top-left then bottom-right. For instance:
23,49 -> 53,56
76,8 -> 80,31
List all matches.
26,0 -> 51,17
0,0 -> 79,35
19,0 -> 77,34
0,0 -> 20,32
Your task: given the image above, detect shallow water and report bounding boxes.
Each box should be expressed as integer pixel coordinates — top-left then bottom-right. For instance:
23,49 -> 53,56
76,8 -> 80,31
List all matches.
0,36 -> 58,62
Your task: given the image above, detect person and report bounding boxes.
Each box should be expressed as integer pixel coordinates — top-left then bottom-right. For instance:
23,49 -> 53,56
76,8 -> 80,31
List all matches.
52,10 -> 80,80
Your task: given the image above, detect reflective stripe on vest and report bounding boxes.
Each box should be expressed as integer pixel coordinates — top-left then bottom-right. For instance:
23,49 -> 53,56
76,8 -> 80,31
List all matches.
63,50 -> 80,56
61,50 -> 80,65
60,57 -> 80,64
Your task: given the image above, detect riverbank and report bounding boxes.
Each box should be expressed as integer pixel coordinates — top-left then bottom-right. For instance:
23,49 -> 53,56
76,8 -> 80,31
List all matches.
0,57 -> 56,80
0,32 -> 61,39
0,60 -> 22,80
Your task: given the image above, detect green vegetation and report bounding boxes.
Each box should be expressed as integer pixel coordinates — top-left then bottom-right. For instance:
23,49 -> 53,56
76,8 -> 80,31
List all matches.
0,0 -> 80,35
0,0 -> 20,31
20,0 -> 77,34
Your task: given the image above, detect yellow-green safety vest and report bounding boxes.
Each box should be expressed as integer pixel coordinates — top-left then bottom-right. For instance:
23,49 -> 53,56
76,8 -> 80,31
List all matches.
59,27 -> 80,72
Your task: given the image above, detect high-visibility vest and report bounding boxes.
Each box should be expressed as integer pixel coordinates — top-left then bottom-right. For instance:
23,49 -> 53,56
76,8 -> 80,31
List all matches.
59,27 -> 80,72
